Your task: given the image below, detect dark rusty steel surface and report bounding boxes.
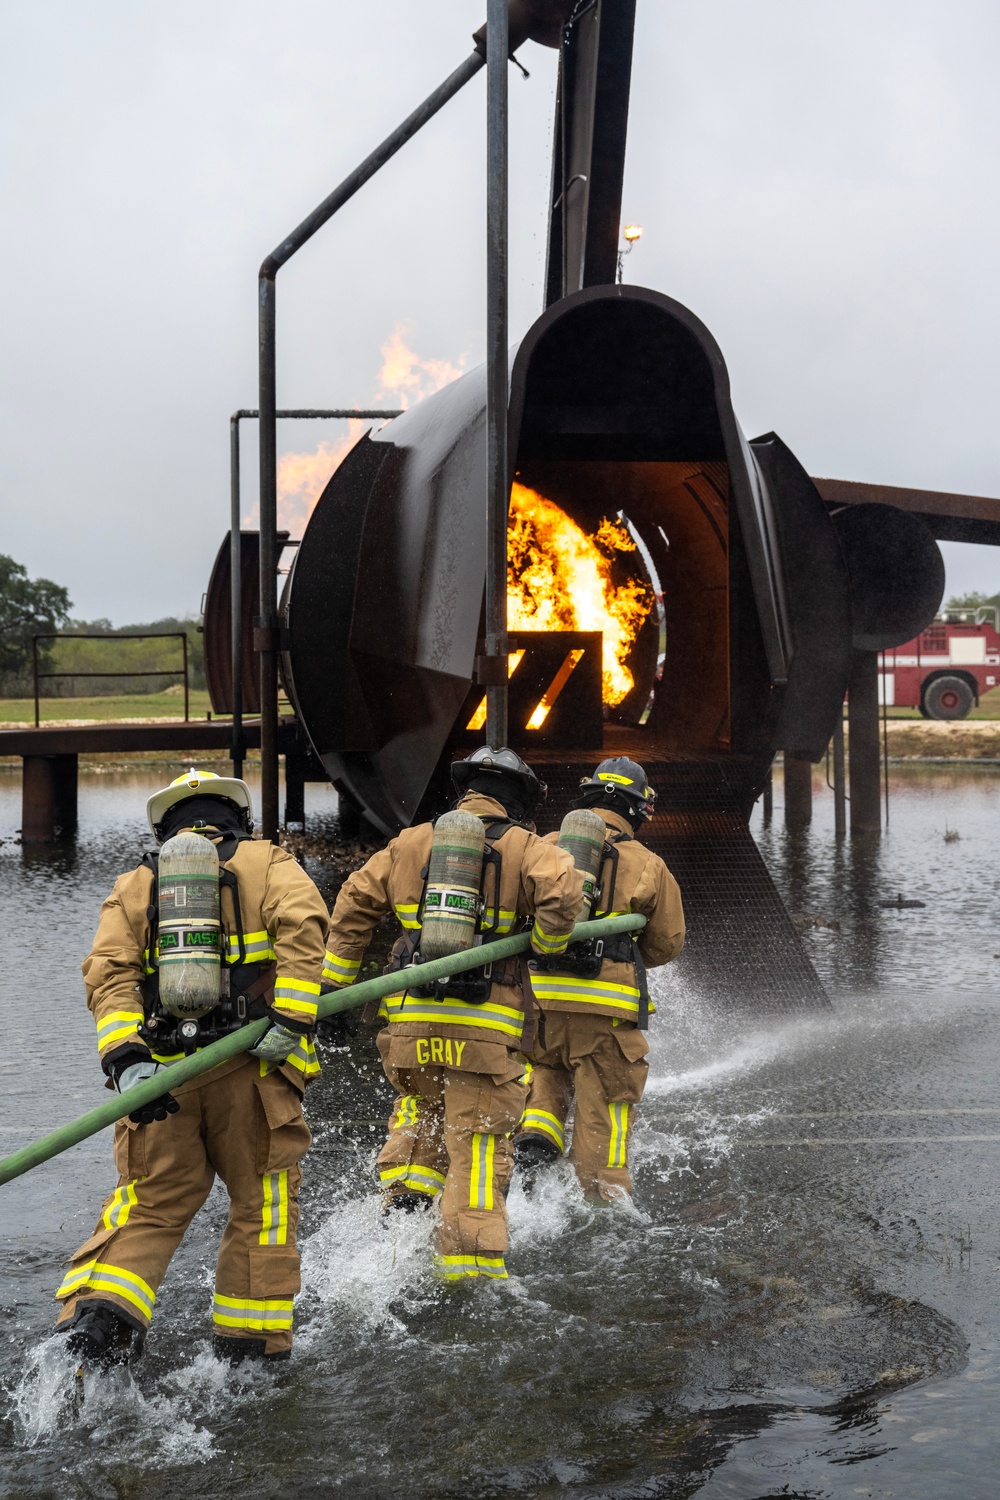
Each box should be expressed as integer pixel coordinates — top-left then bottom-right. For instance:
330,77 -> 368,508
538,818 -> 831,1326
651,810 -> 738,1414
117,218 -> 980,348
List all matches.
545,0 -> 637,305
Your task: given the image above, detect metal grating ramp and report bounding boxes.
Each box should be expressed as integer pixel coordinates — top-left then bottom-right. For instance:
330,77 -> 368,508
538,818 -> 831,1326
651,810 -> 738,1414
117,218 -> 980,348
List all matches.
536,758 -> 827,1011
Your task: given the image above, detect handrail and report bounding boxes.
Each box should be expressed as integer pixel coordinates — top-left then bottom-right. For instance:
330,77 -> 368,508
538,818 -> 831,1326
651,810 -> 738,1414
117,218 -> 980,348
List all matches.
32,631 -> 189,728
0,913 -> 645,1186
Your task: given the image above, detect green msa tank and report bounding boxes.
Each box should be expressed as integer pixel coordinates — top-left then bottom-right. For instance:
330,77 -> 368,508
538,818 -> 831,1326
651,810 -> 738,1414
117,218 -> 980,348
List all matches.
419,810 -> 487,960
157,831 -> 222,1017
557,808 -> 607,919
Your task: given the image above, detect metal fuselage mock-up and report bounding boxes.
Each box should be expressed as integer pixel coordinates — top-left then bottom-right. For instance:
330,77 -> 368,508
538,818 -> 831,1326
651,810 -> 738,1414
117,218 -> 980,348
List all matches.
278,285 -> 943,1007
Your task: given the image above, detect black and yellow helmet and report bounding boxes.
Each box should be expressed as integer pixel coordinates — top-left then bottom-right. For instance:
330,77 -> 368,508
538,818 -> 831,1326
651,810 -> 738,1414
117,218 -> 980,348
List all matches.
576,757 -> 656,824
451,746 -> 547,813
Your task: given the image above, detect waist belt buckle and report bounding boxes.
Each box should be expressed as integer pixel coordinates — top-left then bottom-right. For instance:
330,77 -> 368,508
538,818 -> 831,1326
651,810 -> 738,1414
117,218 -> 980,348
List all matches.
594,938 -> 604,960
482,961 -> 493,982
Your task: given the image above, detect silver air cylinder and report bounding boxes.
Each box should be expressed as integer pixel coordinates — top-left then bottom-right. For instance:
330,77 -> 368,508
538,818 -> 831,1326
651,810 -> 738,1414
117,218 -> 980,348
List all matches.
557,808 -> 607,920
157,831 -> 221,1017
419,810 -> 487,961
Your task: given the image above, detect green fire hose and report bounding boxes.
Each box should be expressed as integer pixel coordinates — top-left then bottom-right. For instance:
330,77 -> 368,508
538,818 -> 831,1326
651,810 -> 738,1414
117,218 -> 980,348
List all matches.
0,912 -> 646,1187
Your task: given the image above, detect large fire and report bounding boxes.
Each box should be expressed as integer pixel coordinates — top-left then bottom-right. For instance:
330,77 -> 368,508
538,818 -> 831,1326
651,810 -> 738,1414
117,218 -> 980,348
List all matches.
507,483 -> 654,706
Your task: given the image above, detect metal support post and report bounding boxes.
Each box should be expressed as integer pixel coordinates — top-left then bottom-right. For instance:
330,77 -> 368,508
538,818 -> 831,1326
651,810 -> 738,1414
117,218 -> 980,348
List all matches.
783,754 -> 813,829
832,701 -> 846,837
485,0 -> 509,748
229,416 -> 244,779
256,50 -> 485,839
284,751 -> 307,828
849,650 -> 881,834
22,754 -> 78,842
762,768 -> 773,821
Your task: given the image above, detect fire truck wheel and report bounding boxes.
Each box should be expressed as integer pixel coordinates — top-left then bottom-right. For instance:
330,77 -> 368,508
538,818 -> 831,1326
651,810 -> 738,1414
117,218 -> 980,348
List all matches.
922,675 -> 974,720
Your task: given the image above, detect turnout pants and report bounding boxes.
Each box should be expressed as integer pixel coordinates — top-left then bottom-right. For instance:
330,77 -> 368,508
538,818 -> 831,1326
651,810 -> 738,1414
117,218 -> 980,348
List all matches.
55,1059 -> 311,1354
376,1032 -> 525,1280
517,1010 -> 649,1200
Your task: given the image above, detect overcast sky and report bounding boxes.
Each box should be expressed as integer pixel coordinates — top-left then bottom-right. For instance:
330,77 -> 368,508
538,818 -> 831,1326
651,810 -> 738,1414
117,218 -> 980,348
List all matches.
2,0 -> 999,622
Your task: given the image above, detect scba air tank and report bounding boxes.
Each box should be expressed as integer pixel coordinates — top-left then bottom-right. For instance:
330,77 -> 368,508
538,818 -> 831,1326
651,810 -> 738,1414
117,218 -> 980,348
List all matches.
557,808 -> 607,920
157,831 -> 222,1017
419,810 -> 487,961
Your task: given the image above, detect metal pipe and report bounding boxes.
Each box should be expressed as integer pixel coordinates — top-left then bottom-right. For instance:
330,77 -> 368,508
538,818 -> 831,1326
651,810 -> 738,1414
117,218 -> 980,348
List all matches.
229,416 -> 244,778
0,911 -> 645,1187
832,700 -> 846,837
783,754 -> 813,829
257,51 -> 486,838
182,630 -> 189,724
849,649 -> 882,834
485,0 -> 510,748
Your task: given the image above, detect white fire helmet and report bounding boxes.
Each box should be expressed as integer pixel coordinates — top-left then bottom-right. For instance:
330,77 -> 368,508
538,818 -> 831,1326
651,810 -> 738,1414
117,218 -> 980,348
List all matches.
146,768 -> 254,841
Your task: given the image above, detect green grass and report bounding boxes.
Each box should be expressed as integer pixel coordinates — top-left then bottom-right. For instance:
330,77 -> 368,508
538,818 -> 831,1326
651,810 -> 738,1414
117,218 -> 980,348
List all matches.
0,690 -> 220,724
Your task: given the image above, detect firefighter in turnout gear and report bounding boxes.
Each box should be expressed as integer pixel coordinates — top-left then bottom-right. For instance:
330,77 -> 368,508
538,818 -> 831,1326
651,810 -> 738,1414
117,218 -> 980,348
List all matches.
55,769 -> 329,1369
514,758 -> 685,1201
324,748 -> 583,1281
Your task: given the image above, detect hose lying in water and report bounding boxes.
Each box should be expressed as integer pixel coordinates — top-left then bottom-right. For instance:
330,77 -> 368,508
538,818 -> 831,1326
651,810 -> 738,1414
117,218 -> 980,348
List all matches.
0,912 -> 646,1186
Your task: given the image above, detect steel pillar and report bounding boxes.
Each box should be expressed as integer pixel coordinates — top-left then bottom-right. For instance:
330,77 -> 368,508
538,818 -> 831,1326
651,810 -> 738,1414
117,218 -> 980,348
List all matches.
849,650 -> 881,834
284,752 -> 307,827
783,754 -> 813,829
485,0 -> 509,748
832,704 -> 847,837
22,754 -> 78,842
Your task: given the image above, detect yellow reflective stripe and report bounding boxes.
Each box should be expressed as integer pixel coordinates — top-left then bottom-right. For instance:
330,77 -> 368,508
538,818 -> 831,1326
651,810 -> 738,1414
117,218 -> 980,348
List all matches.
212,1294 -> 293,1331
395,903 -> 421,930
56,1260 -> 156,1320
275,976 -> 320,996
391,1094 -> 421,1130
482,908 -> 517,933
95,1010 -> 143,1050
150,1050 -> 185,1065
226,930 -> 277,963
101,1179 -> 140,1231
521,1109 -> 565,1151
379,1164 -> 445,1195
260,1170 -> 289,1246
469,1132 -> 496,1211
607,1102 -> 629,1169
280,1035 -> 321,1077
274,978 -> 320,1019
322,952 -> 360,984
531,920 -> 570,955
434,1254 -> 507,1280
529,974 -> 641,1013
385,993 -> 524,1038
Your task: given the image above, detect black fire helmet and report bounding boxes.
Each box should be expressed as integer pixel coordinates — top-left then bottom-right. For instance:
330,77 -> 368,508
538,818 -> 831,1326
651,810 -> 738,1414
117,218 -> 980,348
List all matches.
451,746 -> 548,816
575,757 -> 656,826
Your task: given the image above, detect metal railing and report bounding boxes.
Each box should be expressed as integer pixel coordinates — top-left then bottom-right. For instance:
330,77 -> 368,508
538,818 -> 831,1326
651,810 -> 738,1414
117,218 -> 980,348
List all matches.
31,631 -> 189,727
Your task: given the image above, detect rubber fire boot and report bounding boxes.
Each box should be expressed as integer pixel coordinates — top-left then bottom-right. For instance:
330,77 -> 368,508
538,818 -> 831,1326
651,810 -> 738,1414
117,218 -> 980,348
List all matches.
513,1134 -> 560,1194
211,1335 -> 291,1365
65,1301 -> 144,1371
382,1190 -> 435,1217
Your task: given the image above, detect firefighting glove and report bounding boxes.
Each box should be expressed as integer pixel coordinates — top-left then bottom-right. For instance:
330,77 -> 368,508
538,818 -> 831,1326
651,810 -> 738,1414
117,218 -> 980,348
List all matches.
250,1022 -> 303,1067
318,1009 -> 359,1048
114,1060 -> 180,1126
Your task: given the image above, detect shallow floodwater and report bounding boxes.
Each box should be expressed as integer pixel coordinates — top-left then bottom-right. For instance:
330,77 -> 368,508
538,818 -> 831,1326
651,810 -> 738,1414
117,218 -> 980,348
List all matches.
1,763 -> 999,1497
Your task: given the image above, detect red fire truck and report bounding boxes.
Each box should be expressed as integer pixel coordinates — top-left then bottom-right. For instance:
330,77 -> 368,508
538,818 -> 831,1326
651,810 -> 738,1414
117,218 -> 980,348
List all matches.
879,610 -> 1000,718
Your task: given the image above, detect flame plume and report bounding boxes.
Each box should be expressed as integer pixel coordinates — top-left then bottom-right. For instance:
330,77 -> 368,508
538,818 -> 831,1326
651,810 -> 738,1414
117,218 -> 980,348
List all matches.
507,483 -> 654,706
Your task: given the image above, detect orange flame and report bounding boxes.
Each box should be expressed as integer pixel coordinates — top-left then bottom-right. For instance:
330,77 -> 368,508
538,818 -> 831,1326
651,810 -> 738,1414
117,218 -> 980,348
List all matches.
507,484 -> 653,706
246,325 -> 467,537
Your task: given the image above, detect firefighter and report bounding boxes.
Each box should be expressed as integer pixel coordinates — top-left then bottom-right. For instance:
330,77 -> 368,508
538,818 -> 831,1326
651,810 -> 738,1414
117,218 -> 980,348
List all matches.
55,769 -> 329,1370
514,757 -> 685,1201
323,747 -> 582,1282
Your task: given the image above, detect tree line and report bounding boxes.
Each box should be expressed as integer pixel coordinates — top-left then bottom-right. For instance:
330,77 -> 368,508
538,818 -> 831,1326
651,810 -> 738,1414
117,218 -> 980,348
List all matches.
0,553 -> 205,697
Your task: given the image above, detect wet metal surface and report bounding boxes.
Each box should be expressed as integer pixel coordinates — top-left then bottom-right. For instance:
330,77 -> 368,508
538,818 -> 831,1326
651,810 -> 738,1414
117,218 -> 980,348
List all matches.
1,765 -> 999,1496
